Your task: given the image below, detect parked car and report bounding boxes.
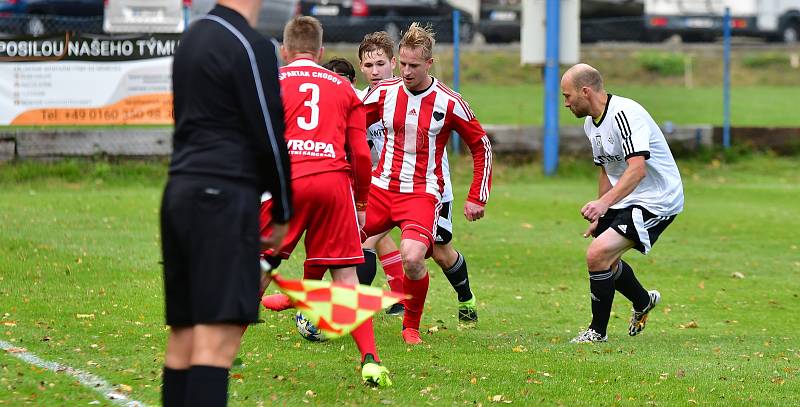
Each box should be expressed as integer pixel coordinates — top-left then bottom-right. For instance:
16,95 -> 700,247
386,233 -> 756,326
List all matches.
191,0 -> 297,39
478,0 -> 645,43
24,0 -> 104,35
298,0 -> 474,43
0,0 -> 26,15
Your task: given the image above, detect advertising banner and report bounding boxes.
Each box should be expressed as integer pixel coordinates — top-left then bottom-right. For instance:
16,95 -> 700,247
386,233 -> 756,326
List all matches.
0,33 -> 179,126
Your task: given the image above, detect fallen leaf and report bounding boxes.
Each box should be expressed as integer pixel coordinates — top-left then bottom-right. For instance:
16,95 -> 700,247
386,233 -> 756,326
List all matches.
731,272 -> 745,279
676,369 -> 686,378
697,281 -> 705,289
491,395 -> 503,402
512,345 -> 527,353
117,384 -> 132,394
427,326 -> 439,333
470,377 -> 477,385
304,390 -> 316,397
679,321 -> 699,329
520,223 -> 533,229
76,314 -> 95,319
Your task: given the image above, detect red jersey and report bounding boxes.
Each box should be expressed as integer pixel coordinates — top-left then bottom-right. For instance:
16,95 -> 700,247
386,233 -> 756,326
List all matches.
278,58 -> 371,205
362,77 -> 492,206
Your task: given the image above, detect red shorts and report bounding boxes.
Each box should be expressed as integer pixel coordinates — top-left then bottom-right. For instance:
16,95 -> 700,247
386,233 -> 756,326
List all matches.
260,171 -> 364,267
362,186 -> 440,258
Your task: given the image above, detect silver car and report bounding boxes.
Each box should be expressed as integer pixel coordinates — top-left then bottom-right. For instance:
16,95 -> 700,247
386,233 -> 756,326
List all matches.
191,0 -> 298,39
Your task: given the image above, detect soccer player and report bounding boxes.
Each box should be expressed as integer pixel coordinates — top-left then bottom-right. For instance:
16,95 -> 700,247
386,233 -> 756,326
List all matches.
259,16 -> 391,386
356,31 -> 479,322
360,24 -> 493,345
322,57 -> 357,87
160,1 -> 292,405
560,63 -> 684,343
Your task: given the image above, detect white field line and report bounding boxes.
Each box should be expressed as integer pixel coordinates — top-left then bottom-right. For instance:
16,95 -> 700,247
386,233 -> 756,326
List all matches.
0,340 -> 148,407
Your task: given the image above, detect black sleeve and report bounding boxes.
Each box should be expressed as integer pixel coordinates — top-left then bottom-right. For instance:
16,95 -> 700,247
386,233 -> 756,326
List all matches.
232,37 -> 292,224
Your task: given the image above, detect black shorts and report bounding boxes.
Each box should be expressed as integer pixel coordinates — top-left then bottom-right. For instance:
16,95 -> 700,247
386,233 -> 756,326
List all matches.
161,174 -> 262,326
592,205 -> 677,254
434,200 -> 454,245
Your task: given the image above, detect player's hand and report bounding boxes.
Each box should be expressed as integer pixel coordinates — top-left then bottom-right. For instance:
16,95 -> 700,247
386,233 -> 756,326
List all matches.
464,201 -> 485,222
357,210 -> 366,229
583,220 -> 598,238
261,222 -> 288,252
581,200 -> 609,223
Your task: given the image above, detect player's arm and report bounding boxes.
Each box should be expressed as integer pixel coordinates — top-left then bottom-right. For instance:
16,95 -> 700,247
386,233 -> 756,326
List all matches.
345,100 -> 371,215
450,103 -> 492,221
232,38 -> 292,226
598,166 -> 612,198
582,109 -> 650,222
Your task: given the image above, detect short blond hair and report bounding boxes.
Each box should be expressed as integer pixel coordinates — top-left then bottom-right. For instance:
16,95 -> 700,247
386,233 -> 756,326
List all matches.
399,22 -> 435,60
283,16 -> 323,54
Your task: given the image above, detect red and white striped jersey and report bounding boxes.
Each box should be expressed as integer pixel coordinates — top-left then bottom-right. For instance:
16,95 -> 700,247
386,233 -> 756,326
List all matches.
362,77 -> 492,206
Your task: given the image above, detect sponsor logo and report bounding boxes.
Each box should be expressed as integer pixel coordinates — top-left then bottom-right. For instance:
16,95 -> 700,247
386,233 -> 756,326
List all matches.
286,139 -> 336,158
590,292 -> 600,302
607,135 -> 614,144
408,108 -> 417,116
594,154 -> 623,164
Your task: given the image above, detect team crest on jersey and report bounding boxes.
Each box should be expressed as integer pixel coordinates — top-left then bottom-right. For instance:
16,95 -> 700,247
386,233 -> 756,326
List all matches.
287,139 -> 336,158
433,111 -> 444,121
594,134 -> 602,148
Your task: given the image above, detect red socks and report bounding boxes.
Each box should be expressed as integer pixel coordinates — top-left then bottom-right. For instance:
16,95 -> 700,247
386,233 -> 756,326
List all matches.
350,317 -> 380,363
402,272 -> 429,331
380,251 -> 405,293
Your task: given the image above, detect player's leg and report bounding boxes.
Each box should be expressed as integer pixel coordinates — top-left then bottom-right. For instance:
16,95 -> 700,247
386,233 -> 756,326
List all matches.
394,194 -> 439,344
160,180 -> 192,407
357,232 -> 386,285
375,235 -> 405,315
430,201 -> 476,322
309,173 -> 392,386
358,187 -> 394,285
259,187 -> 306,312
399,238 -> 430,345
329,266 -> 392,386
163,326 -> 192,407
616,208 -> 676,336
572,227 -> 634,343
181,176 -> 262,405
185,323 -> 247,406
376,235 -> 404,293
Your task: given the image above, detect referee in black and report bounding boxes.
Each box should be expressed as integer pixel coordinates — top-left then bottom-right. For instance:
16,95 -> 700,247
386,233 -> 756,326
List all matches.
160,1 -> 292,406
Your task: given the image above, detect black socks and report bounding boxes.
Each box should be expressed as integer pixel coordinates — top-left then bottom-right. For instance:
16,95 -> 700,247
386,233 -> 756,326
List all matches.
442,252 -> 473,302
356,248 -> 377,285
588,269 -> 615,336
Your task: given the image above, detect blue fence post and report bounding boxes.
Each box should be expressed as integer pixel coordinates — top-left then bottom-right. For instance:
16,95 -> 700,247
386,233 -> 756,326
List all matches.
723,7 -> 731,149
451,9 -> 462,154
543,0 -> 560,175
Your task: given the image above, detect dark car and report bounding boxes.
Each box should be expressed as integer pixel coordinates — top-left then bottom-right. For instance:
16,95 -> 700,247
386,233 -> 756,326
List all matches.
299,0 -> 474,43
478,0 -> 645,43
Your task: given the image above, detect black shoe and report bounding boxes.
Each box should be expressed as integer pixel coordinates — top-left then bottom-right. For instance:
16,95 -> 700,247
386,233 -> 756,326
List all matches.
385,302 -> 404,316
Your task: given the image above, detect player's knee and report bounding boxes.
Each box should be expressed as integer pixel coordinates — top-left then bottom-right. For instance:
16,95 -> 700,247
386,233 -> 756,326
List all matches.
431,244 -> 457,269
401,250 -> 426,278
586,244 -> 614,271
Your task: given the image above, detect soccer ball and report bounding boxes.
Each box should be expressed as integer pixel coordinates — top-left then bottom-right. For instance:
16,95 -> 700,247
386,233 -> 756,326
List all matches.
295,311 -> 327,342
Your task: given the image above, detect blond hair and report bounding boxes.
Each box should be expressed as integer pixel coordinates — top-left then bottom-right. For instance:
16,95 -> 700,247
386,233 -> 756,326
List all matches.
399,22 -> 435,60
282,16 -> 323,54
359,31 -> 395,61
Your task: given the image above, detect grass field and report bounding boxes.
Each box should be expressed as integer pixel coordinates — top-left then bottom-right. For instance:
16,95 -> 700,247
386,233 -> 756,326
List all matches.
1,155 -> 799,406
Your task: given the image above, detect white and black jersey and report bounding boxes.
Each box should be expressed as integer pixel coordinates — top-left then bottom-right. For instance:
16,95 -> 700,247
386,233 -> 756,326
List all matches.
358,86 -> 454,203
584,94 -> 684,217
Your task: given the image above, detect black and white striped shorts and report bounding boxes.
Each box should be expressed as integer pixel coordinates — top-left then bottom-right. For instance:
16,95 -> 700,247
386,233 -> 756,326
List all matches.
592,206 -> 677,254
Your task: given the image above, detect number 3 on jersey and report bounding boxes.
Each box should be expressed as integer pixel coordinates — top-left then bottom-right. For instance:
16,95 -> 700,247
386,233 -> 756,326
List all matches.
297,83 -> 319,130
